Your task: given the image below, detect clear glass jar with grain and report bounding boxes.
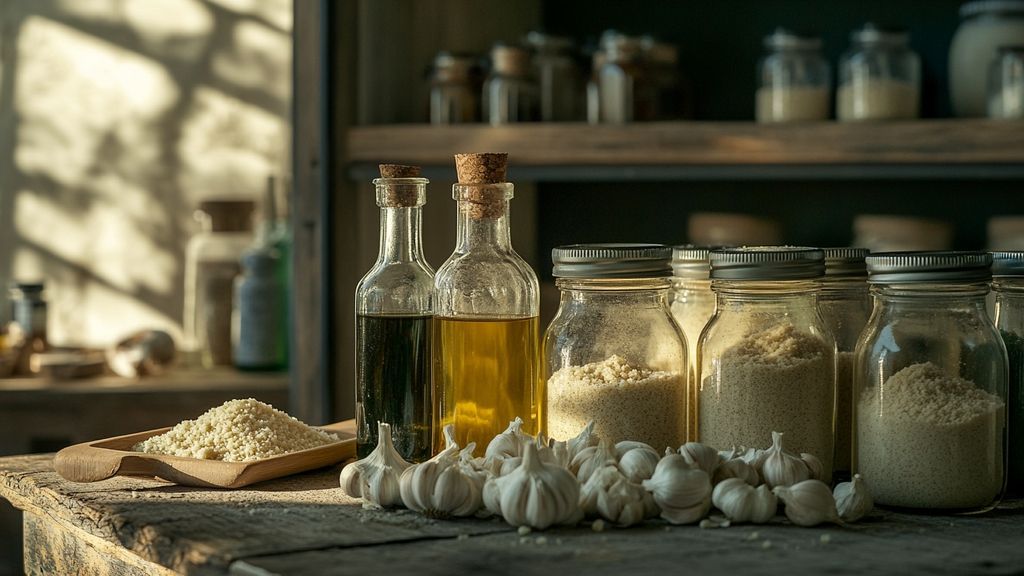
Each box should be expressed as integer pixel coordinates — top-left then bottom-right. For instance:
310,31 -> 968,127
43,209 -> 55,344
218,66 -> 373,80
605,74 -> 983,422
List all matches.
756,28 -> 831,123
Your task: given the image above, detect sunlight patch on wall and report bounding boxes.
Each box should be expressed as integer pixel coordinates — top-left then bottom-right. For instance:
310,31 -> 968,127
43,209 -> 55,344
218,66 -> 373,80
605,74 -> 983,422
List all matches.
213,19 -> 291,106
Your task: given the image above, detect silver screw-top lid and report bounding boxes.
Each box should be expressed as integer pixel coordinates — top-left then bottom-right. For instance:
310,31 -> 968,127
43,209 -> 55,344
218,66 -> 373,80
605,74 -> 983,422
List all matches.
992,251 -> 1024,277
764,28 -> 822,51
865,251 -> 992,284
823,247 -> 869,277
552,244 -> 672,279
709,246 -> 825,281
961,0 -> 1024,18
851,23 -> 910,46
671,245 -> 713,280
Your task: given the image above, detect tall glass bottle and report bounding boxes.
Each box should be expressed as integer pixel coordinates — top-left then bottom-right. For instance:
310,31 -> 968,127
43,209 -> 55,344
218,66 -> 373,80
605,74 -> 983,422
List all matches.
434,153 -> 541,452
355,165 -> 434,462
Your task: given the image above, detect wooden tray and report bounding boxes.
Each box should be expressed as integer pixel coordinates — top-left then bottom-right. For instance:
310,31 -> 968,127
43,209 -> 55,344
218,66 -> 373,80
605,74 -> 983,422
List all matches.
54,420 -> 356,489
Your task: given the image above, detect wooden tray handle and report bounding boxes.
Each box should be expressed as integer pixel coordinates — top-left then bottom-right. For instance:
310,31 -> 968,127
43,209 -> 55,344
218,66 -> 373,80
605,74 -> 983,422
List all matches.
54,445 -> 127,483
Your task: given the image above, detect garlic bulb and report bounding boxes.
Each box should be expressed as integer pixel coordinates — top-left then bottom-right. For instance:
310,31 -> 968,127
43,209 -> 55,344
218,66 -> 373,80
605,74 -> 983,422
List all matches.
564,420 -> 600,461
738,446 -> 767,474
399,436 -> 483,518
711,478 -> 777,524
615,440 -> 655,459
761,431 -> 809,488
679,442 -> 719,476
800,452 -> 824,482
579,465 -> 650,527
773,479 -> 842,527
641,453 -> 712,525
618,445 -> 661,483
570,438 -> 618,484
482,442 -> 582,529
339,422 -> 412,508
834,474 -> 874,522
712,457 -> 760,487
485,417 -> 532,459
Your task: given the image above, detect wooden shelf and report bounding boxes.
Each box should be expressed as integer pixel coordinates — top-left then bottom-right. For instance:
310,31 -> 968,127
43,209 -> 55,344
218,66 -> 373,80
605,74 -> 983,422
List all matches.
346,120 -> 1024,181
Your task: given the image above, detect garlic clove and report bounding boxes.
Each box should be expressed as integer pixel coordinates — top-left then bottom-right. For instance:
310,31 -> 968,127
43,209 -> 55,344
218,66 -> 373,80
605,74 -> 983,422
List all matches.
800,452 -> 824,482
773,479 -> 842,527
834,474 -> 874,522
749,485 -> 778,524
642,452 -> 712,525
738,446 -> 768,474
571,438 -> 618,484
485,417 -> 531,459
618,445 -> 661,483
679,442 -> 720,477
567,420 -> 601,460
761,431 -> 809,489
339,422 -> 412,508
712,458 -> 760,487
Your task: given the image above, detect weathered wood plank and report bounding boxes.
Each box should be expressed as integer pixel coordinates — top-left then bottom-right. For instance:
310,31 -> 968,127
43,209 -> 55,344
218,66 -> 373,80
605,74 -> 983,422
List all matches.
23,513 -> 176,576
346,121 -> 1024,167
0,455 -> 511,575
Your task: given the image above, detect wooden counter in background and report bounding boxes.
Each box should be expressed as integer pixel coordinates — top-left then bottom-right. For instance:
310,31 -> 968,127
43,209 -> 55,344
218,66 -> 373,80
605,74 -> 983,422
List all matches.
2,454 -> 1024,575
0,368 -> 288,576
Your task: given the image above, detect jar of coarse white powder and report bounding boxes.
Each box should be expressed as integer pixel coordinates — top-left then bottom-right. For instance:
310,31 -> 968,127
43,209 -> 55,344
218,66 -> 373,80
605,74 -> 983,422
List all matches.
856,252 -> 1007,512
544,244 -> 688,450
699,247 -> 836,482
670,246 -> 717,443
756,28 -> 831,123
818,248 -> 870,482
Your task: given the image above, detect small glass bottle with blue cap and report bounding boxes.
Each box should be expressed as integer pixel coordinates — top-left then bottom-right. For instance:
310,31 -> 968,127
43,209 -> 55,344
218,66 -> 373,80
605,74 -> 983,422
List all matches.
699,247 -> 836,482
855,252 -> 1006,512
544,244 -> 688,450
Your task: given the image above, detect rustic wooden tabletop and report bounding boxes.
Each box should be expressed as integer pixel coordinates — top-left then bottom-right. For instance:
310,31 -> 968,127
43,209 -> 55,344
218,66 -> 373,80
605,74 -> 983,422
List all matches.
2,454 -> 1023,576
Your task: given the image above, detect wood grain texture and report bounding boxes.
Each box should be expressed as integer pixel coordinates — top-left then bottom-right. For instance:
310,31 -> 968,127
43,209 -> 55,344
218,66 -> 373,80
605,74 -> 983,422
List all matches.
24,514 -> 176,576
347,121 -> 1024,166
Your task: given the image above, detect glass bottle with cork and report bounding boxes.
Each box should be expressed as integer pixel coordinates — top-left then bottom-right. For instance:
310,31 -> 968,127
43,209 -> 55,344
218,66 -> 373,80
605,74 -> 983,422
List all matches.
355,164 -> 435,462
434,153 -> 542,452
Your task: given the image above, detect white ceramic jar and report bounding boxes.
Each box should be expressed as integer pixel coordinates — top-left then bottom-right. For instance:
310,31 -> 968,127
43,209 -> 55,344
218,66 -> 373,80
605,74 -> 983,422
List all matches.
950,1 -> 1024,117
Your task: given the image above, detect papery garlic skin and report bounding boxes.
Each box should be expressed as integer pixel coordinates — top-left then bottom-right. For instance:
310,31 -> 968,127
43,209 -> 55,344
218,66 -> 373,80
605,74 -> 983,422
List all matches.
579,465 -> 648,527
712,458 -> 760,487
485,417 -> 531,460
761,431 -> 810,489
801,452 -> 824,482
679,442 -> 720,476
773,479 -> 842,527
339,422 -> 412,508
399,430 -> 483,519
642,453 -> 712,525
834,474 -> 874,522
615,440 -> 656,459
618,445 -> 661,483
570,438 -> 618,483
483,442 -> 582,529
712,478 -> 777,524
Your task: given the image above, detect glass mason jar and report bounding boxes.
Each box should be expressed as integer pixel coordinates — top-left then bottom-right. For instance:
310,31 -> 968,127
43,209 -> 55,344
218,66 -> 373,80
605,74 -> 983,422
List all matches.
992,251 -> 1024,495
640,36 -> 685,120
434,154 -> 541,453
700,247 -> 836,481
484,43 -> 538,125
429,52 -> 480,125
355,170 -> 434,462
951,1 -> 1024,117
756,28 -> 831,123
818,248 -> 870,481
525,31 -> 583,122
596,32 -> 645,124
545,244 -> 687,450
989,46 -> 1024,119
855,252 -> 1006,512
838,24 -> 920,121
670,246 -> 716,442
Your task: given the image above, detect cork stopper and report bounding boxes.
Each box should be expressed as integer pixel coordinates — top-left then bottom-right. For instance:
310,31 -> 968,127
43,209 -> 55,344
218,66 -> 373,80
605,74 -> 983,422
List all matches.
454,153 -> 510,219
376,164 -> 424,207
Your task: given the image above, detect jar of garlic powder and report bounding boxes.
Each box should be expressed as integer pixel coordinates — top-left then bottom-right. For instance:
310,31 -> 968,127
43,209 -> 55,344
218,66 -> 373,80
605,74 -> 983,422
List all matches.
756,29 -> 831,123
544,244 -> 687,450
838,24 -> 920,121
855,252 -> 1006,512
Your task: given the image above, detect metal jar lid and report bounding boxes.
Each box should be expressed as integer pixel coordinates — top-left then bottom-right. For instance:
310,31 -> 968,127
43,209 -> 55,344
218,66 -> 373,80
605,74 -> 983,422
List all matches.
865,252 -> 992,284
671,245 -> 713,280
961,0 -> 1024,18
823,248 -> 869,277
709,246 -> 825,281
992,251 -> 1024,277
850,23 -> 910,46
764,28 -> 822,51
552,244 -> 672,279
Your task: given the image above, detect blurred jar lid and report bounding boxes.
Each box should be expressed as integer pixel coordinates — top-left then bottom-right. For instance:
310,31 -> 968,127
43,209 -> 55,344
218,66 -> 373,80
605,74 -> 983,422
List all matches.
852,214 -> 952,252
688,212 -> 782,247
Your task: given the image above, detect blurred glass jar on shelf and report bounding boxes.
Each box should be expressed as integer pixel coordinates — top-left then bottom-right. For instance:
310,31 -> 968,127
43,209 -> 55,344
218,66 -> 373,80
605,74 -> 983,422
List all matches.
756,28 -> 830,123
852,215 -> 952,252
641,35 -> 687,120
484,43 -> 538,125
838,24 -> 920,122
525,32 -> 584,122
429,52 -> 481,124
184,199 -> 254,368
950,1 -> 1024,117
989,46 -> 1024,119
589,31 -> 655,124
688,212 -> 782,247
233,249 -> 286,371
6,282 -> 48,376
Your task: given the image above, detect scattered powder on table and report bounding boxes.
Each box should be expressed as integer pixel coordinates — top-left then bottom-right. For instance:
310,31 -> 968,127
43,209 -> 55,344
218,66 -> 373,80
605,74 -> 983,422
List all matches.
699,323 -> 834,480
858,362 -> 1004,509
134,399 -> 339,461
547,355 -> 685,450
834,351 -> 855,475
